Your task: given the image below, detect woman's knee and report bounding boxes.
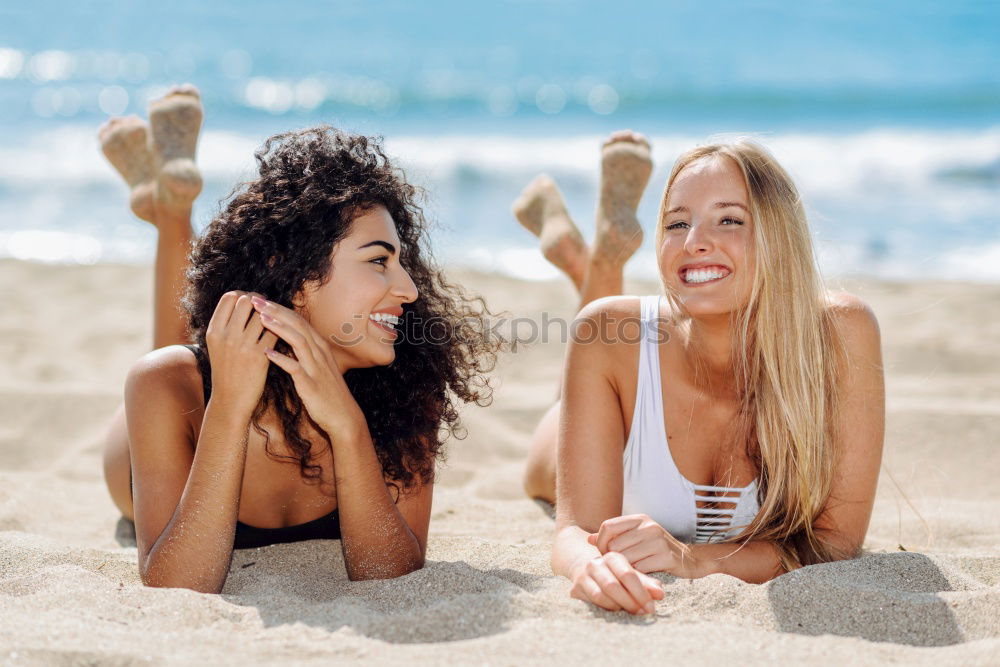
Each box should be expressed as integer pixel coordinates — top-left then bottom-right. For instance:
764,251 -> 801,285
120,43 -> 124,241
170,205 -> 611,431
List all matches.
102,404 -> 134,520
523,459 -> 556,503
523,402 -> 560,502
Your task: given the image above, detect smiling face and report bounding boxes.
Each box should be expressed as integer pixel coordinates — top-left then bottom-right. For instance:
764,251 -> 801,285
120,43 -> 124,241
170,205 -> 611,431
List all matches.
295,205 -> 419,371
658,155 -> 756,319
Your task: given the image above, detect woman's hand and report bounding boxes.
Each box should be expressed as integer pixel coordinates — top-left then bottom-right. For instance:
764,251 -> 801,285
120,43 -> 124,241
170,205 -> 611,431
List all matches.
251,296 -> 365,438
569,551 -> 665,614
589,514 -> 712,579
204,291 -> 279,416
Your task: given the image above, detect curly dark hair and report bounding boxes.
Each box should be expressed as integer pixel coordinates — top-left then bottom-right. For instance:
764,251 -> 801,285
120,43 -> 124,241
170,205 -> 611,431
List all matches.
183,126 -> 501,492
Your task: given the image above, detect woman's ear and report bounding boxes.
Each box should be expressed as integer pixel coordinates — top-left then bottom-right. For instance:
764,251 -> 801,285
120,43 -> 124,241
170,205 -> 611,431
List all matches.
292,277 -> 322,316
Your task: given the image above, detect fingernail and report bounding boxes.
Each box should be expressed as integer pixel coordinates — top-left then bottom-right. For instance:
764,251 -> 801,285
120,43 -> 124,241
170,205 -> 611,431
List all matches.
645,602 -> 655,614
251,296 -> 266,308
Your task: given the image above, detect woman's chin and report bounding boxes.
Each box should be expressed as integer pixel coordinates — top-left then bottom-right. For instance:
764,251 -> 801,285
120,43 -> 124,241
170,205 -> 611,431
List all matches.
331,343 -> 395,371
355,346 -> 396,369
678,300 -> 739,320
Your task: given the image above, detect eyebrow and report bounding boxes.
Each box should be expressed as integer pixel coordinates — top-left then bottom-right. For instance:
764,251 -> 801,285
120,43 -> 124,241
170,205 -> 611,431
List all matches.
358,240 -> 397,254
665,202 -> 749,215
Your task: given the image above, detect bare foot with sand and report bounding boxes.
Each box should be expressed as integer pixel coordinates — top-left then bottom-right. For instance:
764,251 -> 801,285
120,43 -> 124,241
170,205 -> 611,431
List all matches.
593,130 -> 652,264
148,84 -> 204,212
98,116 -> 156,224
512,174 -> 589,289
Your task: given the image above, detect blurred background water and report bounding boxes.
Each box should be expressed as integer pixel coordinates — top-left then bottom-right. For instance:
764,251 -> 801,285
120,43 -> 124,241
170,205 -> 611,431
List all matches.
1,0 -> 998,281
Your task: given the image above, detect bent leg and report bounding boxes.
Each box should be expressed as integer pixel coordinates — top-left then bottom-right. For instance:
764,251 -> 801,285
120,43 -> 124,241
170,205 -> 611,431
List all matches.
99,85 -> 204,518
151,206 -> 194,348
148,85 -> 203,349
512,175 -> 589,292
520,131 -> 652,502
578,130 -> 652,309
98,86 -> 202,349
523,401 -> 560,503
103,404 -> 135,520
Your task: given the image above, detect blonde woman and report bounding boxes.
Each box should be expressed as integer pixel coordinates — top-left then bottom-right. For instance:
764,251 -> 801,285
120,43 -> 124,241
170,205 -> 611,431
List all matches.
515,132 -> 885,615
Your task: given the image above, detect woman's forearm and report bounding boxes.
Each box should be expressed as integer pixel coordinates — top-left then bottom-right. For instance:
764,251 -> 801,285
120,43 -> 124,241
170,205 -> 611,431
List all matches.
328,420 -> 425,580
140,399 -> 250,593
689,540 -> 786,583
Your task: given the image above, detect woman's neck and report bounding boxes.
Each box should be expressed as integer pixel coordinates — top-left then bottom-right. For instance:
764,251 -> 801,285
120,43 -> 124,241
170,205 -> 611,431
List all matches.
680,315 -> 740,396
330,346 -> 355,374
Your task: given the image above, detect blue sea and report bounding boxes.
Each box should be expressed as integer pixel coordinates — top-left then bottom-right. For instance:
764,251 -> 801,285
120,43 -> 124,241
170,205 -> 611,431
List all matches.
1,0 -> 999,281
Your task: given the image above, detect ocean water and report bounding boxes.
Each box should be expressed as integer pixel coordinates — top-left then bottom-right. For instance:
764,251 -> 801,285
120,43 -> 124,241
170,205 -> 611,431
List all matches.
1,0 -> 998,281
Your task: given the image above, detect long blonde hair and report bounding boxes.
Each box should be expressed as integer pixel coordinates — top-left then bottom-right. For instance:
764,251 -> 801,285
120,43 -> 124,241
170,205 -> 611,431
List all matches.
656,139 -> 846,571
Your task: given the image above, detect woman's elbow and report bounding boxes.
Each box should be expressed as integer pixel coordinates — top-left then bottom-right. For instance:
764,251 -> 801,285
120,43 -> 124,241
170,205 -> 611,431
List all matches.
139,562 -> 224,594
832,541 -> 863,562
811,530 -> 864,564
345,553 -> 425,582
390,552 -> 426,579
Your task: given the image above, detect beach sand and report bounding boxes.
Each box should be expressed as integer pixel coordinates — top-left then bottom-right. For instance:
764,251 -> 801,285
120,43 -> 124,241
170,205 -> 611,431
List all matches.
1,257 -> 998,665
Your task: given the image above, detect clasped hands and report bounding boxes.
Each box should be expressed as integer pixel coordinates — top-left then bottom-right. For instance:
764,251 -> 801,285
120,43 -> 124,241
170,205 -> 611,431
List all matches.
571,514 -> 709,615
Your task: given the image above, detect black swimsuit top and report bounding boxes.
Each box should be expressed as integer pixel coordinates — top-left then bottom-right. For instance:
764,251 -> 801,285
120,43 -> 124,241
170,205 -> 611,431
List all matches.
184,344 -> 341,550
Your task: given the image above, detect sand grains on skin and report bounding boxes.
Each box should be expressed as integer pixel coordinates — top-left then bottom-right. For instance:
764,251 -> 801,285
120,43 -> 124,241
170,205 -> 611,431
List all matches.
593,132 -> 653,264
512,174 -> 589,287
148,85 -> 204,210
98,116 -> 157,224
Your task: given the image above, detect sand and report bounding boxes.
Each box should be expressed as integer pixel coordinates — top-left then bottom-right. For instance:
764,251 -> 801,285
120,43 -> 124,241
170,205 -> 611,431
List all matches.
1,257 -> 998,665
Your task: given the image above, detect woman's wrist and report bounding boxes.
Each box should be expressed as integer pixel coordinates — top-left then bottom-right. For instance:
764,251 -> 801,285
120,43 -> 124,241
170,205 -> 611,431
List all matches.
205,378 -> 260,423
696,551 -> 721,577
553,532 -> 601,581
319,403 -> 370,446
685,544 -> 724,578
204,392 -> 255,428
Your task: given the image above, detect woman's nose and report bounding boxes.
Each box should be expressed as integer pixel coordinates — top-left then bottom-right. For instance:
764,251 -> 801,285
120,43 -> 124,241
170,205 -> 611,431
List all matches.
683,222 -> 715,255
393,266 -> 419,304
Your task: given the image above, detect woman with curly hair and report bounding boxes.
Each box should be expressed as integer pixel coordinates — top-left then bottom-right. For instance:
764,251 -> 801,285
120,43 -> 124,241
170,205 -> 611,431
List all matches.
99,86 -> 498,593
516,131 -> 885,615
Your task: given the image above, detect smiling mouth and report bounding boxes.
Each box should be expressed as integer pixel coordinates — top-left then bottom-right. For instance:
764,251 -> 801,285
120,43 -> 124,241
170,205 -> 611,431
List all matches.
368,313 -> 399,338
680,266 -> 732,286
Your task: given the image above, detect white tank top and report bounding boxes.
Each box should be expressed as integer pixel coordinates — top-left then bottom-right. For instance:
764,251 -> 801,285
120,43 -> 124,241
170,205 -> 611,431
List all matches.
621,295 -> 760,544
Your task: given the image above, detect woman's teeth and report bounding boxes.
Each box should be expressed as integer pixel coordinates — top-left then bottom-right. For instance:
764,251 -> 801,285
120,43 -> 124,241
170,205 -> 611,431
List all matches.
683,268 -> 730,284
369,313 -> 400,327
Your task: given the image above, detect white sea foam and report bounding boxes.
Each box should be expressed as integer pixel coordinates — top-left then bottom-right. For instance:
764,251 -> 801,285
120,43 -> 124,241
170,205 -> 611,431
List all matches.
1,125 -> 998,281
2,124 -> 997,190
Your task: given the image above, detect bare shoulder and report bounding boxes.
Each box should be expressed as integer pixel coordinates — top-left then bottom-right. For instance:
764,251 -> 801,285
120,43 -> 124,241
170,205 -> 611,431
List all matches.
825,291 -> 879,336
825,289 -> 876,318
575,294 -> 642,321
568,296 -> 654,402
571,295 -> 644,359
823,290 -> 882,366
124,345 -> 205,411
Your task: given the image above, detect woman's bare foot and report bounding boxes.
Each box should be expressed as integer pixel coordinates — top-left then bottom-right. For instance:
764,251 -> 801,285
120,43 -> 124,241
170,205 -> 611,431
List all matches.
593,130 -> 652,265
148,84 -> 204,212
512,174 -> 589,290
98,116 -> 156,224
